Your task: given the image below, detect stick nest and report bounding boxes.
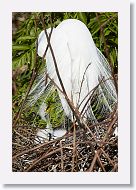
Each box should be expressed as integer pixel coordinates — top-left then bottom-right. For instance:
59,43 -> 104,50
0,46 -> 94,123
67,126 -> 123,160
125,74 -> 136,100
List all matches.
12,108 -> 118,172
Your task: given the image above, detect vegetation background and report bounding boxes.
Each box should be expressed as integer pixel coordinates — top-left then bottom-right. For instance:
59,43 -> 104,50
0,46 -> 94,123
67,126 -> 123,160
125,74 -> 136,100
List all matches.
12,12 -> 118,128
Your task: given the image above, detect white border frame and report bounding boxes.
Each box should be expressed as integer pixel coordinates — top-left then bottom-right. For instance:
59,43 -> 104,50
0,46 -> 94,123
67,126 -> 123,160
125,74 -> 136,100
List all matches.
0,0 -> 130,184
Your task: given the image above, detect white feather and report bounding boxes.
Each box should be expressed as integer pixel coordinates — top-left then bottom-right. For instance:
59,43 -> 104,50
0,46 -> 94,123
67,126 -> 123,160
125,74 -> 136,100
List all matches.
29,19 -> 117,141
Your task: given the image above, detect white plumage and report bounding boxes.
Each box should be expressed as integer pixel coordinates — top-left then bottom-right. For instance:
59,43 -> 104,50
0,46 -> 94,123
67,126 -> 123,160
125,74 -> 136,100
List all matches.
29,19 -> 117,141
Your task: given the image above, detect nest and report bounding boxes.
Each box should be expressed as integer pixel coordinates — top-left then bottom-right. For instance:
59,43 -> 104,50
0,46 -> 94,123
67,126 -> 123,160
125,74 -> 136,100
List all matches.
12,108 -> 118,172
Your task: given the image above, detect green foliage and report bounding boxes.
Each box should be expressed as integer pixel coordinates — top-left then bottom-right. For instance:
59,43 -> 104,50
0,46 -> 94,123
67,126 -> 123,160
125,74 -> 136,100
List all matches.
45,90 -> 65,128
87,12 -> 118,69
12,12 -> 118,127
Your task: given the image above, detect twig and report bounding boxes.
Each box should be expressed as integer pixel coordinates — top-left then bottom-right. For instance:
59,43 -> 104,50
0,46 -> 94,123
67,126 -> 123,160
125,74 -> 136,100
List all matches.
60,140 -> 64,171
12,143 -> 26,147
14,129 -> 32,142
87,150 -> 100,172
96,151 -> 106,172
81,120 -> 98,143
101,111 -> 118,144
72,121 -> 77,172
13,137 -> 61,160
111,164 -> 118,172
87,109 -> 117,171
25,142 -> 75,172
100,148 -> 115,167
80,77 -> 113,117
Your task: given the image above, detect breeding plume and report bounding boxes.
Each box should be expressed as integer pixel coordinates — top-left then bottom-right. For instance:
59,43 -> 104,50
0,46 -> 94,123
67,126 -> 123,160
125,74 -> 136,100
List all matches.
29,19 -> 117,140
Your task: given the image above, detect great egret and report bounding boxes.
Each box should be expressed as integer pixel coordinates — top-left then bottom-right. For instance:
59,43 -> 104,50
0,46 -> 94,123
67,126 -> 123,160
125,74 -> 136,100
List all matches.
29,19 -> 117,141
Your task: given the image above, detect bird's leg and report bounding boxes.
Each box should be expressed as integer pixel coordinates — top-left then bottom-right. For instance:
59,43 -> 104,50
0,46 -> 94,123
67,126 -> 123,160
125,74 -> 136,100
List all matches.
45,114 -> 53,140
48,132 -> 52,141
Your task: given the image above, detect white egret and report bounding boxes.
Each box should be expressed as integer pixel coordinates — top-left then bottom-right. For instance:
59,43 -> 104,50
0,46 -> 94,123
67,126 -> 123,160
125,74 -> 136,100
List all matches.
29,19 -> 117,141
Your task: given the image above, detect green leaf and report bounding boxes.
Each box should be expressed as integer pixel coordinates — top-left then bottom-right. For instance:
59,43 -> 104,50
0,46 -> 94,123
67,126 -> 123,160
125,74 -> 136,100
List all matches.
31,50 -> 36,70
13,45 -> 30,51
104,29 -> 110,36
16,36 -> 36,42
110,52 -> 115,67
77,12 -> 87,25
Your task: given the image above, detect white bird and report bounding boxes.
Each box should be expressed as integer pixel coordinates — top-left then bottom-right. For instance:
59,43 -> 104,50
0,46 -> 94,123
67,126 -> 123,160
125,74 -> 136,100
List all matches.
28,19 -> 117,141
